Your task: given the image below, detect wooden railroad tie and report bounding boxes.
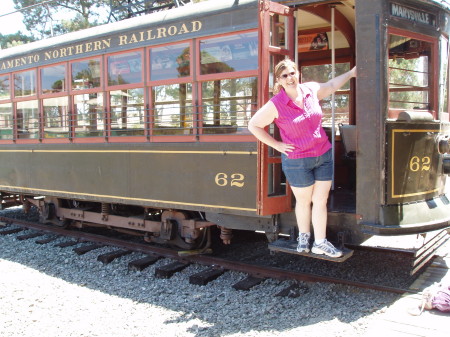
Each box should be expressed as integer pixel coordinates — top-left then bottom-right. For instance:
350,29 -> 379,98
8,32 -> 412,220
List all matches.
189,267 -> 226,286
0,228 -> 24,236
128,255 -> 161,272
36,236 -> 60,244
54,240 -> 78,248
155,261 -> 190,279
97,249 -> 132,264
16,232 -> 44,241
232,275 -> 265,291
73,243 -> 105,255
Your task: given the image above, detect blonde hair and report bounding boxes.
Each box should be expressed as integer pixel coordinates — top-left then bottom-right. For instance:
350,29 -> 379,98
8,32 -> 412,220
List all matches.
273,59 -> 298,94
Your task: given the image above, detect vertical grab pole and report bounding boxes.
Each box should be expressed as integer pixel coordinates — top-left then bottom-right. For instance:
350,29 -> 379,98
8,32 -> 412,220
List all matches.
331,5 -> 336,190
294,10 -> 299,65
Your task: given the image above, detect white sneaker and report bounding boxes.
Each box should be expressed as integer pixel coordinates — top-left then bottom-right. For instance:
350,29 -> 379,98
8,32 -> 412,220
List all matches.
296,233 -> 310,253
311,239 -> 343,257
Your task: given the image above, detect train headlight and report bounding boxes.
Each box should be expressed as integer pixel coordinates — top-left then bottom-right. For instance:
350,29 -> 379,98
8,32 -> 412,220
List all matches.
443,155 -> 450,175
438,135 -> 450,154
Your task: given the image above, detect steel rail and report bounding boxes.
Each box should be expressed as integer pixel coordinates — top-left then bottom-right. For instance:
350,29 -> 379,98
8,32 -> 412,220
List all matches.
1,216 -> 412,295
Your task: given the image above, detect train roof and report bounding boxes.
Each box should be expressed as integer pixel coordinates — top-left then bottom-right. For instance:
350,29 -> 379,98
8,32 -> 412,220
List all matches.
277,0 -> 450,10
430,0 -> 450,10
2,0 -> 450,62
0,0 -> 258,60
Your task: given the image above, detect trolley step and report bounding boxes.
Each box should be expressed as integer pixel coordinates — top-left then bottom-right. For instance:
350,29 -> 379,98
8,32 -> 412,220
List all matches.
268,239 -> 354,262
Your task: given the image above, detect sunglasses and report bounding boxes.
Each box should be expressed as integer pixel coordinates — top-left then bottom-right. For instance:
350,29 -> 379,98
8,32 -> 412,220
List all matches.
279,71 -> 296,79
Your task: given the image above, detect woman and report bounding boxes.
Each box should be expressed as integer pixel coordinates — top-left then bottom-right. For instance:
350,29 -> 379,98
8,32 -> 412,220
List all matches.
248,59 -> 356,257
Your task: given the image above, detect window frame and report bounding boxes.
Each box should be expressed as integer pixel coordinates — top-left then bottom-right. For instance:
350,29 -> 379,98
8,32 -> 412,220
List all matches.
106,48 -> 145,91
41,96 -> 71,143
0,74 -> 13,144
0,73 -> 11,102
71,92 -> 106,143
39,62 -> 69,97
36,62 -> 71,144
148,40 -> 194,86
0,102 -> 13,142
13,69 -> 38,100
12,69 -> 39,144
387,27 -> 438,119
148,82 -> 197,143
69,55 -> 103,94
70,55 -> 105,144
196,29 -> 259,82
107,86 -> 147,143
197,30 -> 258,142
147,41 -> 196,142
198,75 -> 258,142
15,99 -> 40,143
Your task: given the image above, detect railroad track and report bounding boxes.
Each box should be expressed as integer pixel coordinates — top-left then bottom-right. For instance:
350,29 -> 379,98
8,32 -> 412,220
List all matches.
0,216 -> 418,296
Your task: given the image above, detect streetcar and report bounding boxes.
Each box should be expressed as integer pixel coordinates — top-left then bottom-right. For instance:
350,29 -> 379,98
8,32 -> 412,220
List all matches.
0,0 -> 449,266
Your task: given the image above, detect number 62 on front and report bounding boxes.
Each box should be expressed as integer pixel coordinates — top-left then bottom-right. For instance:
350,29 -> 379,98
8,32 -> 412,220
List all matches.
215,173 -> 245,187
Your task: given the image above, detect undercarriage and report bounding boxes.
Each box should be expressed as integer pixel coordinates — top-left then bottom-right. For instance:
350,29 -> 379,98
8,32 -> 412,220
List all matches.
23,196 -> 222,250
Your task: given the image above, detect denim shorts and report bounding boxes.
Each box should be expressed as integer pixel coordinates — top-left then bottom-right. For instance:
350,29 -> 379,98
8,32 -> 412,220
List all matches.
281,149 -> 333,187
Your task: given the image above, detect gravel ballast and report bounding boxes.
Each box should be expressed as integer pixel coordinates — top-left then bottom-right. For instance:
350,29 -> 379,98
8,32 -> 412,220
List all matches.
0,208 -> 404,337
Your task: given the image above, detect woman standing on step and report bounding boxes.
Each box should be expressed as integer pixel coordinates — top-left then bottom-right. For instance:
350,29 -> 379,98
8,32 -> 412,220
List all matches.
248,58 -> 356,258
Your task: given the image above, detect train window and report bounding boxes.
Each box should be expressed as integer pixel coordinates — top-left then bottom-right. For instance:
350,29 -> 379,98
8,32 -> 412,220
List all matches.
71,58 -> 101,90
16,100 -> 39,139
439,37 -> 448,117
43,97 -> 69,138
201,77 -> 257,135
0,103 -> 13,140
388,34 -> 431,111
151,83 -> 193,136
150,43 -> 190,81
0,75 -> 10,100
267,123 -> 282,158
14,70 -> 36,97
107,51 -> 142,86
200,32 -> 258,75
41,65 -> 66,94
110,88 -> 144,136
74,93 -> 104,137
267,162 -> 287,196
301,63 -> 351,127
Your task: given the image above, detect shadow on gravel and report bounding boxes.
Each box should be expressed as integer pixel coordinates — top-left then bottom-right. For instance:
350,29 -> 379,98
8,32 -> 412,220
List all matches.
0,208 -> 415,336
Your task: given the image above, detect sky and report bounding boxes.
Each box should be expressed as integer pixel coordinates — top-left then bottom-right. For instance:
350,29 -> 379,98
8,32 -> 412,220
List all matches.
1,0 -> 27,35
0,0 -> 110,36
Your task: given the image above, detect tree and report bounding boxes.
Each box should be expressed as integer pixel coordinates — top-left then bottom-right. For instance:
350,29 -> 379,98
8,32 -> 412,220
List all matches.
13,0 -> 110,39
109,0 -> 196,22
0,32 -> 35,49
12,1 -> 199,40
389,57 -> 428,110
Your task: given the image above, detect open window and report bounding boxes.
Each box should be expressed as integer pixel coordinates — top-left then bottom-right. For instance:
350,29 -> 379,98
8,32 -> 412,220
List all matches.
388,29 -> 436,119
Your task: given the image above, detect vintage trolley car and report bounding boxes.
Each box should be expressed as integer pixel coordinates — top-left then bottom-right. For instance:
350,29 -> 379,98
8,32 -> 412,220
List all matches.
1,0 -> 449,262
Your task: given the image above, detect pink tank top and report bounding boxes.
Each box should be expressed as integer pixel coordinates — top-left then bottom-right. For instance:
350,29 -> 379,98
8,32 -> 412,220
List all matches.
271,83 -> 331,159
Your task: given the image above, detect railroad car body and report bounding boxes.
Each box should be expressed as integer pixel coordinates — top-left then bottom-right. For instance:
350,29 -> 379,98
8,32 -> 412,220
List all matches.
0,0 -> 449,259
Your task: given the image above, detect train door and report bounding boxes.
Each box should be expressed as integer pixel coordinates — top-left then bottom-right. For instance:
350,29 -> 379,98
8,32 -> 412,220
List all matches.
257,0 -> 295,216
